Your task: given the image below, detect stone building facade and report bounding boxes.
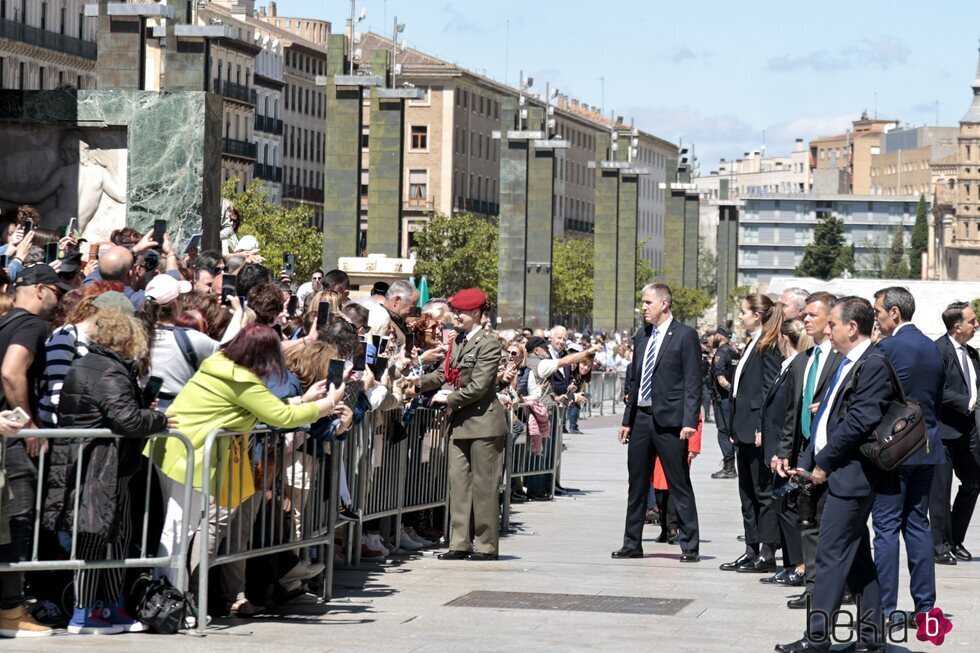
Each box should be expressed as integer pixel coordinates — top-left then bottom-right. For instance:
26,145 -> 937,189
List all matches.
0,0 -> 96,90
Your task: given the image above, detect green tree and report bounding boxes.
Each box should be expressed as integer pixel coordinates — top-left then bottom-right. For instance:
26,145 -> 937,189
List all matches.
697,235 -> 718,298
883,225 -> 910,279
725,284 -> 750,328
671,286 -> 714,323
222,178 -> 320,279
909,194 -> 929,279
551,235 -> 594,319
796,215 -> 847,280
412,212 -> 499,299
833,243 -> 855,278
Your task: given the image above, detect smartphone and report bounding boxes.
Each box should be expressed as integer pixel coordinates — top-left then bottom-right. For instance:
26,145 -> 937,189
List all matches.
365,341 -> 378,366
352,341 -> 366,371
442,326 -> 457,346
409,306 -> 422,318
89,243 -> 100,261
183,232 -> 202,255
404,332 -> 415,352
369,356 -> 389,379
221,274 -> 237,304
287,294 -> 298,316
283,253 -> 295,275
21,219 -> 33,233
0,255 -> 7,268
379,336 -> 390,355
67,217 -> 78,238
317,301 -> 331,325
152,219 -> 167,247
7,406 -> 30,426
143,376 -> 164,405
327,358 -> 345,388
44,242 -> 59,264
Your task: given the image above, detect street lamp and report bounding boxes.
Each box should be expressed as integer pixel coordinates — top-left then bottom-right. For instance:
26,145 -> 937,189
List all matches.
391,17 -> 406,88
348,2 -> 367,76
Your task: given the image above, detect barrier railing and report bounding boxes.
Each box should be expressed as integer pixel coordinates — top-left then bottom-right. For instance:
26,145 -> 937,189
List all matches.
197,427 -> 340,633
589,371 -> 625,416
500,405 -> 564,532
0,429 -> 195,592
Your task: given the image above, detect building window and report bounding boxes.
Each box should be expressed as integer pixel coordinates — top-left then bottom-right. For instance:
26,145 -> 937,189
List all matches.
410,125 -> 428,150
408,169 -> 427,199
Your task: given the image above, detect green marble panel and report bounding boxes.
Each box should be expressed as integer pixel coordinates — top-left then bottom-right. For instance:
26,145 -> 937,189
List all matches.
716,205 -> 739,328
593,131 -> 618,331
616,176 -> 638,331
525,105 -> 553,330
496,97 -> 527,330
366,50 -> 403,257
663,158 -> 684,288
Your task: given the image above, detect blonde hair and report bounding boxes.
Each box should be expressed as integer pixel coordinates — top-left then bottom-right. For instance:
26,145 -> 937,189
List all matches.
285,340 -> 340,388
88,310 -> 149,362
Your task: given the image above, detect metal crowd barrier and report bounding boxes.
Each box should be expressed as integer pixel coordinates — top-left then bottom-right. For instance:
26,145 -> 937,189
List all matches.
197,427 -> 340,633
501,404 -> 564,532
590,371 -> 625,416
0,429 -> 195,591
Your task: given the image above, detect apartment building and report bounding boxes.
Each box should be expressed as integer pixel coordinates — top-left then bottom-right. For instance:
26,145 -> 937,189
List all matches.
0,0 -> 96,90
809,112 -> 898,194
869,125 -> 957,197
696,139 -> 811,200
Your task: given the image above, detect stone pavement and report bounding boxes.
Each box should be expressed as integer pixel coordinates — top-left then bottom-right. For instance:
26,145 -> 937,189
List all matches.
13,415 -> 980,652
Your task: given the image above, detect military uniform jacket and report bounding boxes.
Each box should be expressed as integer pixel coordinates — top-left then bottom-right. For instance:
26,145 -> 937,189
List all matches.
419,328 -> 509,440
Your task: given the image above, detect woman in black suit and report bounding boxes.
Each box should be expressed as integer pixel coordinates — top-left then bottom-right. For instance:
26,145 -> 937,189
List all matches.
720,293 -> 784,573
759,319 -> 812,587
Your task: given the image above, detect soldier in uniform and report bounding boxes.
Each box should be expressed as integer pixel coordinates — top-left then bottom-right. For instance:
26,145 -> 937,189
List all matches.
412,288 -> 511,561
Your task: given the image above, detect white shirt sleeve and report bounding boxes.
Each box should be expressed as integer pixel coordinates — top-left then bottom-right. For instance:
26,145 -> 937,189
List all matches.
536,359 -> 560,380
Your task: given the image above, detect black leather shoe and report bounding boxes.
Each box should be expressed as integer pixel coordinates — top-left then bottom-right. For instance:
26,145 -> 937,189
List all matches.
786,593 -> 810,609
555,482 -> 579,493
780,570 -> 805,587
437,550 -> 469,560
719,552 -> 754,571
611,547 -> 643,559
760,569 -> 788,584
654,530 -> 678,544
951,543 -> 972,561
774,637 -> 825,652
736,534 -> 746,541
736,555 -> 777,573
935,551 -> 958,565
510,491 -> 527,504
466,552 -> 498,561
679,552 -> 700,563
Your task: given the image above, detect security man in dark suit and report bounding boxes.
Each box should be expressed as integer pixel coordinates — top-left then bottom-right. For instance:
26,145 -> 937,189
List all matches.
415,288 -> 510,561
871,287 -> 945,622
709,328 -> 739,479
932,301 -> 980,565
776,297 -> 893,653
772,291 -> 843,609
612,283 -> 702,563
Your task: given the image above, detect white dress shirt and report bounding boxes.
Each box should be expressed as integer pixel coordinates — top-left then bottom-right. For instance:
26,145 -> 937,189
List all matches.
800,339 -> 833,401
732,329 -> 761,398
814,339 -> 873,455
948,334 -> 978,412
636,316 -> 672,407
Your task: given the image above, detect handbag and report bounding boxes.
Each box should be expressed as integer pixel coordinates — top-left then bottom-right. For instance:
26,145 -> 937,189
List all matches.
841,354 -> 926,472
131,574 -> 187,634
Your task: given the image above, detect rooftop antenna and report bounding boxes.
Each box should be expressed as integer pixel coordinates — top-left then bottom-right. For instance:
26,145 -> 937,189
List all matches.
504,20 -> 510,86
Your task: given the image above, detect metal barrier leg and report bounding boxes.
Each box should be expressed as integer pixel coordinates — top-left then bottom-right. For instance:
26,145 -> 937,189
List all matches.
322,440 -> 341,600
500,410 -> 514,532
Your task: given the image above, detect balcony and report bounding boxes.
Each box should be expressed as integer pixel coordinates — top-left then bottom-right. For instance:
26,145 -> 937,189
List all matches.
453,197 -> 498,215
222,138 -> 257,160
212,78 -> 257,106
404,196 -> 434,211
0,17 -> 96,60
254,114 -> 284,135
253,162 -> 283,183
282,185 -> 324,204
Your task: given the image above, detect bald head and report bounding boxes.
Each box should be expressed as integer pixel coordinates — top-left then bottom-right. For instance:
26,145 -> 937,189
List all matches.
99,246 -> 134,283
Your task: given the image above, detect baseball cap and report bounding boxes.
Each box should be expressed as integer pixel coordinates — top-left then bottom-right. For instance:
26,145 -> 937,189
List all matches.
144,273 -> 192,305
92,291 -> 136,317
57,251 -> 83,275
235,235 -> 259,252
15,264 -> 72,293
525,336 -> 548,353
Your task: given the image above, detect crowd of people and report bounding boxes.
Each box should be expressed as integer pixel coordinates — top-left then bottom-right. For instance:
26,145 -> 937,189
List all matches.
616,283 -> 978,652
0,206 -> 620,638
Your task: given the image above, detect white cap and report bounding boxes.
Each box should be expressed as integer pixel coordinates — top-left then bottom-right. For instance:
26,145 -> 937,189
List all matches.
235,235 -> 259,252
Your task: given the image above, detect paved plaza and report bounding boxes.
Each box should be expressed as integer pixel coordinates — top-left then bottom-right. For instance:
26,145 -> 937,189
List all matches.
13,414 -> 980,652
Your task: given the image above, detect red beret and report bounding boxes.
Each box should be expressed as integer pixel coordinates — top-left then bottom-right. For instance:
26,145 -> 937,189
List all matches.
449,288 -> 488,311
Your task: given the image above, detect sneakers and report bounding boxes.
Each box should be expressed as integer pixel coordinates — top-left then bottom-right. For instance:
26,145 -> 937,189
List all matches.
0,604 -> 54,638
399,528 -> 424,551
404,526 -> 433,547
362,533 -> 388,560
101,602 -> 148,633
67,605 -> 124,635
281,559 -> 326,583
337,504 -> 361,523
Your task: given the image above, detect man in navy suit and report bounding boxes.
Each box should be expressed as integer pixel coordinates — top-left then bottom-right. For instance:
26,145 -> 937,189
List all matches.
612,283 -> 702,563
776,297 -> 893,653
871,287 -> 944,623
932,301 -> 980,565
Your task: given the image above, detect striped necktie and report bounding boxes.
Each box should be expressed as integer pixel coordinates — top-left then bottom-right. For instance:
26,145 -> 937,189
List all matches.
639,327 -> 660,402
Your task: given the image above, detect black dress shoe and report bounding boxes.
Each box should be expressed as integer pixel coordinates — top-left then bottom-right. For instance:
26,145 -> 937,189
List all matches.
736,555 -> 777,573
780,570 -> 805,587
553,486 -> 567,497
951,543 -> 972,561
611,547 -> 643,559
466,552 -> 498,561
555,482 -> 580,493
760,569 -> 788,584
437,550 -> 469,560
736,534 -> 746,541
774,637 -> 825,652
935,551 -> 958,565
679,552 -> 700,563
719,552 -> 754,571
787,593 -> 810,609
654,530 -> 678,544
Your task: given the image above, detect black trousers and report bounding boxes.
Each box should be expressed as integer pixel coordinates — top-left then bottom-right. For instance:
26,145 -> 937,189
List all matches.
807,492 -> 882,646
0,441 -> 38,609
929,431 -> 980,554
623,412 -> 700,553
802,484 -> 828,594
654,489 -> 678,537
773,476 -> 804,567
735,441 -> 779,548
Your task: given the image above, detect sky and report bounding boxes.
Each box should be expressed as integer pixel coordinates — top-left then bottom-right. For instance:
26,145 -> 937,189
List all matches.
278,0 -> 980,170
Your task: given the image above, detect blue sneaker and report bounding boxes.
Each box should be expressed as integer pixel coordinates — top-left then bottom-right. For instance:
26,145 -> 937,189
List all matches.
67,606 -> 123,635
104,602 -> 147,633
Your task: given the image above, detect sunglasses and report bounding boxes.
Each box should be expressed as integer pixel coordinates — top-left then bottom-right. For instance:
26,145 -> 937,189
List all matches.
508,350 -> 518,357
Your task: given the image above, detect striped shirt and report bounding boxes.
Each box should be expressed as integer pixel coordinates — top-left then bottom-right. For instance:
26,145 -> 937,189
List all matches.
39,324 -> 90,427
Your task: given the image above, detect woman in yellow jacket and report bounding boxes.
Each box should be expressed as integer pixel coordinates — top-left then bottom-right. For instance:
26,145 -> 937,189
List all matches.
151,323 -> 344,603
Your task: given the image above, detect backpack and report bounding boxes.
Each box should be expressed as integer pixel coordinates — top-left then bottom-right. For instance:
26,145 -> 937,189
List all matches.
130,574 -> 187,634
838,353 -> 926,472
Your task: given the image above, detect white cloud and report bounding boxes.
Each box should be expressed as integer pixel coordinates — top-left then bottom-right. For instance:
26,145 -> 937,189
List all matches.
767,36 -> 910,73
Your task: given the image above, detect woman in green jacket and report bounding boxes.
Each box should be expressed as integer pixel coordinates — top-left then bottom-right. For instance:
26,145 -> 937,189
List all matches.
152,323 -> 344,600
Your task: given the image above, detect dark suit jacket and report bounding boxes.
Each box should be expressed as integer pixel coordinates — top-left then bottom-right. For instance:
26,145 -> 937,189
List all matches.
732,340 -> 782,444
419,329 -> 508,440
778,344 -> 844,465
874,324 -> 944,465
935,334 -> 980,441
622,318 -> 702,431
799,345 -> 897,498
761,360 -> 795,462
